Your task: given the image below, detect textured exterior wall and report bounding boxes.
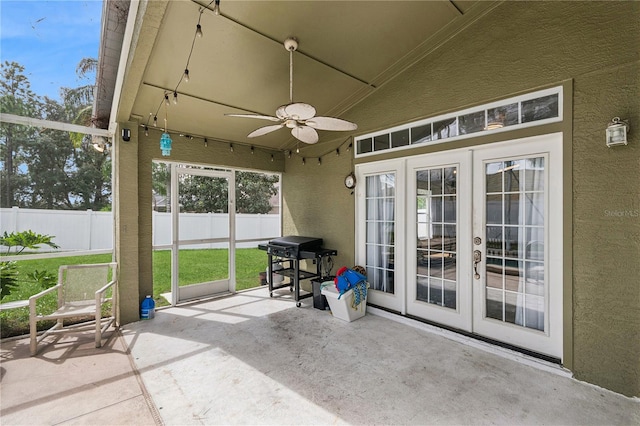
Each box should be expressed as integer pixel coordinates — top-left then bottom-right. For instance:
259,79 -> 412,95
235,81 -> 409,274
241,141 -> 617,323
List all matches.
114,121 -> 140,325
282,1 -> 639,396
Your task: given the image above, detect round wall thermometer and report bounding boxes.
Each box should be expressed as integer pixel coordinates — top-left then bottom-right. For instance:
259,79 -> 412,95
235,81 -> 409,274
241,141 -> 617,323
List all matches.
344,172 -> 356,189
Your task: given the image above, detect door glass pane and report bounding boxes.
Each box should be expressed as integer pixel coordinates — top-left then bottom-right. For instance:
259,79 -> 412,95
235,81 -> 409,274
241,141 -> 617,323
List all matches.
366,174 -> 395,294
484,156 -> 546,331
415,166 -> 457,309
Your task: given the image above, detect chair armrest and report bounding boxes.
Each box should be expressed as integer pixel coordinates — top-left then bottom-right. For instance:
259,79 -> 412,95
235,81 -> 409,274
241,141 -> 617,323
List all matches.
95,279 -> 117,296
29,284 -> 61,302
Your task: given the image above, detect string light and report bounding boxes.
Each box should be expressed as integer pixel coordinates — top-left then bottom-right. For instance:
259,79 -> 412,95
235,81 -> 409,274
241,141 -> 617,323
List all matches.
271,154 -> 274,162
144,126 -> 149,137
251,146 -> 254,155
230,143 -> 234,152
204,138 -> 208,147
282,136 -> 353,167
144,1 -> 222,137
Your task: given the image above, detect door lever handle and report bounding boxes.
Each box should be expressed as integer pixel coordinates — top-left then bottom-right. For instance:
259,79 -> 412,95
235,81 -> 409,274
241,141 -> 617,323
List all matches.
473,250 -> 482,280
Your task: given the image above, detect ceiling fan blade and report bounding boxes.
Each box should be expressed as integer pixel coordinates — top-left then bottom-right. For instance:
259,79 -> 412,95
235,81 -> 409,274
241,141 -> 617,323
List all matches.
225,113 -> 281,122
275,106 -> 288,120
291,125 -> 319,144
284,103 -> 316,120
305,116 -> 358,131
248,124 -> 284,138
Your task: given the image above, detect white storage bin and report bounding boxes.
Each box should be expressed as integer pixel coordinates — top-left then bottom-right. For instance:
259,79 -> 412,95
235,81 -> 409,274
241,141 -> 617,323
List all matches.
321,284 -> 366,322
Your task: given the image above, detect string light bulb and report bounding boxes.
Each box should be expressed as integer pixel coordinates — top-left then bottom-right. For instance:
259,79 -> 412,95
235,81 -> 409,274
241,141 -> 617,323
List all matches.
183,69 -> 190,82
153,116 -> 158,127
196,24 -> 203,38
318,158 -> 322,166
336,148 -> 340,156
271,154 -> 274,162
204,138 -> 208,147
144,126 -> 149,137
302,157 -> 306,165
347,142 -> 352,152
230,143 -> 234,153
173,92 -> 178,105
287,150 -> 292,158
251,146 -> 254,155
164,94 -> 170,106
212,0 -> 220,15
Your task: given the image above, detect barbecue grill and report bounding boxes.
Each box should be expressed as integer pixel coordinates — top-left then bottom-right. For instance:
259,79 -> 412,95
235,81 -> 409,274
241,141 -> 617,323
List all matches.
259,236 -> 337,307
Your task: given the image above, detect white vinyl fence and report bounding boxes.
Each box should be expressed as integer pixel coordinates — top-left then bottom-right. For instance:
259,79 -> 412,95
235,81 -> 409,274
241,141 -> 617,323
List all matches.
1,207 -> 280,253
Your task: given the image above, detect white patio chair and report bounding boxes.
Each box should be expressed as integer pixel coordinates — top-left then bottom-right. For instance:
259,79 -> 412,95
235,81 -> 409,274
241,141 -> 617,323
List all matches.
29,262 -> 118,356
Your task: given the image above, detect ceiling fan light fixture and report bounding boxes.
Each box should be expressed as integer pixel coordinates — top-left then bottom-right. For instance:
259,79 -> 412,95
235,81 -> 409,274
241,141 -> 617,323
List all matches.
285,119 -> 297,129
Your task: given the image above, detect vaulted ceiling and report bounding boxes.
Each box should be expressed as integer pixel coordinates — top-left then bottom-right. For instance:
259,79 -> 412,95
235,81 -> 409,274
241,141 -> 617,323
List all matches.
99,0 -> 498,152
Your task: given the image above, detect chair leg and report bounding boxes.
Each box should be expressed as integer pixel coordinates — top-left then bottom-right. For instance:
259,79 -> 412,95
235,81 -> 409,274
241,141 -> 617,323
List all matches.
95,313 -> 102,348
29,317 -> 38,356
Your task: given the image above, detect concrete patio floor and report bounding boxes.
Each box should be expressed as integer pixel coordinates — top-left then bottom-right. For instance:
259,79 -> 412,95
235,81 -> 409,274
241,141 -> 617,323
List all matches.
2,286 -> 639,425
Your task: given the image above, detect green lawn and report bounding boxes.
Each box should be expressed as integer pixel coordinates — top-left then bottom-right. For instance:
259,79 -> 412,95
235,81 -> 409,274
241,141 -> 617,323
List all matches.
0,248 -> 266,338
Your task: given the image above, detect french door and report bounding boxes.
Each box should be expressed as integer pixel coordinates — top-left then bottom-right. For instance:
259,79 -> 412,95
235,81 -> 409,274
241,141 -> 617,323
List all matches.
358,133 -> 563,359
171,166 -> 235,303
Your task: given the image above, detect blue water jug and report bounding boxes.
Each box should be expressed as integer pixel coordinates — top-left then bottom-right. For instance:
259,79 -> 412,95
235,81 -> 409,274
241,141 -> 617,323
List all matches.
141,295 -> 155,320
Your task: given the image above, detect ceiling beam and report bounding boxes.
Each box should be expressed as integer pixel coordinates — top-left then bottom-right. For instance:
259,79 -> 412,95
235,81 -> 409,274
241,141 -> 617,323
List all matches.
190,0 -> 375,89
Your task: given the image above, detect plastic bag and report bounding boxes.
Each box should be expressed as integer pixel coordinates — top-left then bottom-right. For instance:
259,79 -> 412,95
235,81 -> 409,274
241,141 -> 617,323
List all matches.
334,267 -> 367,300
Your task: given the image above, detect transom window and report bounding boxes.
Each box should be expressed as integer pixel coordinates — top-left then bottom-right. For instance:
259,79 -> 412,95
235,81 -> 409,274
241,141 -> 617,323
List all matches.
355,86 -> 562,157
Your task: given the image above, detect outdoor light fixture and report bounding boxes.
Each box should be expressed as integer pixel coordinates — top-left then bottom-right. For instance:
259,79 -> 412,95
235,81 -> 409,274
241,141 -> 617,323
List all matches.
173,92 -> 178,105
92,136 -> 109,153
144,126 -> 149,137
606,117 -> 630,147
160,132 -> 172,156
196,24 -> 203,38
121,128 -> 131,142
183,69 -> 190,82
164,94 -> 170,106
212,0 -> 220,15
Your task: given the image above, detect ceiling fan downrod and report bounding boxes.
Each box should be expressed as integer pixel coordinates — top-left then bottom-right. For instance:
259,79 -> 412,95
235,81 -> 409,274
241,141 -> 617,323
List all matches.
284,37 -> 298,104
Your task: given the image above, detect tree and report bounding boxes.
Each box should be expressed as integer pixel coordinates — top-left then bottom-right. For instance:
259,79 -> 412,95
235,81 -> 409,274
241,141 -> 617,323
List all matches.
174,171 -> 278,214
0,61 -> 41,207
235,172 -> 279,214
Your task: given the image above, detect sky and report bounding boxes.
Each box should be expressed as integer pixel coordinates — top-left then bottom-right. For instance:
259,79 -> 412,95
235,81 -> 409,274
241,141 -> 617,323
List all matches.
0,0 -> 102,102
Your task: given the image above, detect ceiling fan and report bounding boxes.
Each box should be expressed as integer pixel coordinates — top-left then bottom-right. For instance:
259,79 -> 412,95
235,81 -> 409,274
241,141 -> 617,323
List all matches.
226,37 -> 357,144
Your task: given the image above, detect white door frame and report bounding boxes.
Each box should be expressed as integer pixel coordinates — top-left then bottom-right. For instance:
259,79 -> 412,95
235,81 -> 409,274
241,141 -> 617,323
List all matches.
171,165 -> 236,304
356,133 -> 563,360
355,159 -> 406,314
471,133 -> 563,359
405,150 -> 473,331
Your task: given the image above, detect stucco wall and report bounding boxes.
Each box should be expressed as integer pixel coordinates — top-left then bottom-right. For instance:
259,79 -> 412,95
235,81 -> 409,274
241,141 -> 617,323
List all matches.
282,1 -> 639,396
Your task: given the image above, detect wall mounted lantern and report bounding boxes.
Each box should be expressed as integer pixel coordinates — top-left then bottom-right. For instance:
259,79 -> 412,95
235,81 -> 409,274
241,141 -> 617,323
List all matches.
606,117 -> 629,148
